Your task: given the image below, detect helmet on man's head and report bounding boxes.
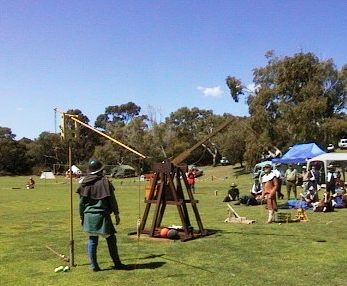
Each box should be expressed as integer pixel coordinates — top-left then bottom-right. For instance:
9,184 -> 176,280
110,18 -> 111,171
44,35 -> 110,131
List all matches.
88,159 -> 104,174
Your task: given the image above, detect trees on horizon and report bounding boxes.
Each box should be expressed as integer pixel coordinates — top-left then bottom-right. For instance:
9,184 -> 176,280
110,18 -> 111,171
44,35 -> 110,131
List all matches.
1,51 -> 346,174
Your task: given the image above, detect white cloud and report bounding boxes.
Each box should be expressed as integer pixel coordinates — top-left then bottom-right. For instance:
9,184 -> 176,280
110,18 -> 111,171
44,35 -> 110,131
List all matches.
197,86 -> 223,97
16,107 -> 24,111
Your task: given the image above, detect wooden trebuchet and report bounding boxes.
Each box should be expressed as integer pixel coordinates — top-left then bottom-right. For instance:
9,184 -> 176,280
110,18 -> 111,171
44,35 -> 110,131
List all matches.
224,203 -> 255,224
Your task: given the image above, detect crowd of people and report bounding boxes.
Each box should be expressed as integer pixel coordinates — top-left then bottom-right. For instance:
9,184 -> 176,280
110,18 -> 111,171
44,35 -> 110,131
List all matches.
224,162 -> 346,223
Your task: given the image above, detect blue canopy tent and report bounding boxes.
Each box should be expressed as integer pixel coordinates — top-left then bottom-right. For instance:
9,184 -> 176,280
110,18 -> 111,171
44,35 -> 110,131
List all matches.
272,143 -> 326,164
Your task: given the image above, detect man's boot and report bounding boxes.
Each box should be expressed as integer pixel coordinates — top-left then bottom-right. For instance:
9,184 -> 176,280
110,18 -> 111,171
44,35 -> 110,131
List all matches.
106,235 -> 127,269
87,236 -> 100,271
267,210 -> 274,223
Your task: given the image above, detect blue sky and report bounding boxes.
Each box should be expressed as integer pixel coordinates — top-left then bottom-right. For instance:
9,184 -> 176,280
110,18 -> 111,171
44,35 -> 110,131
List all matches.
1,0 -> 347,139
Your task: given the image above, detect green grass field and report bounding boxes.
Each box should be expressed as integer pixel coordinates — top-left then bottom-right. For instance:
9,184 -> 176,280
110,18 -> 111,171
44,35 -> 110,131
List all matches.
1,166 -> 346,286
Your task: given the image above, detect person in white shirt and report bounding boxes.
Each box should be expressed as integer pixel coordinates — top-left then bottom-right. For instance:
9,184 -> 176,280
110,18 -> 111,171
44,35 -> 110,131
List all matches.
261,164 -> 278,223
301,166 -> 310,193
308,165 -> 319,191
250,177 -> 263,197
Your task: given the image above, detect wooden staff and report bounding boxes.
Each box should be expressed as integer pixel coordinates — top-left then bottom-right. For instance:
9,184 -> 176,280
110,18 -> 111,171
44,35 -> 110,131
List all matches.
69,143 -> 75,267
46,245 -> 70,262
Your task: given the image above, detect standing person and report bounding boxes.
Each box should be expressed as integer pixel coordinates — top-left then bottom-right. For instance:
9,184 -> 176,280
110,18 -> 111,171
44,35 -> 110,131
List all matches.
273,164 -> 284,199
187,168 -> 196,193
326,164 -> 337,195
261,164 -> 278,223
285,164 -> 298,199
301,165 -> 311,196
308,165 -> 319,191
77,159 -> 127,272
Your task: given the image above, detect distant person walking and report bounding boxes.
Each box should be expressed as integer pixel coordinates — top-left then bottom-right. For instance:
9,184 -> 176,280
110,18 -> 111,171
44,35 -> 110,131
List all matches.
285,164 -> 298,199
187,168 -> 196,193
77,159 -> 127,272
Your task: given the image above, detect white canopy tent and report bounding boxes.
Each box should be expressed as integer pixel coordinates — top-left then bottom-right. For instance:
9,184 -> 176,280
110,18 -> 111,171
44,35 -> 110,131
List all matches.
307,153 -> 347,183
40,171 -> 56,179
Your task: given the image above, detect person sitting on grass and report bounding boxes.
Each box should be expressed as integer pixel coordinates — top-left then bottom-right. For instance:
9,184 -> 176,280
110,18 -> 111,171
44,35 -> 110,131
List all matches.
299,185 -> 319,204
26,177 -> 35,189
237,177 -> 265,206
312,191 -> 334,212
331,190 -> 347,208
277,186 -> 317,210
250,177 -> 262,197
223,183 -> 240,202
335,171 -> 344,187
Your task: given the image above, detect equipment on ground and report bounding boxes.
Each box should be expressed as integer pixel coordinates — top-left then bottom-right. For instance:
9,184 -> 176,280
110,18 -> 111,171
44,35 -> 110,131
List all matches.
276,209 -> 309,223
167,229 -> 178,239
224,203 -> 255,224
295,208 -> 309,222
160,228 -> 169,238
46,245 -> 70,262
276,212 -> 292,223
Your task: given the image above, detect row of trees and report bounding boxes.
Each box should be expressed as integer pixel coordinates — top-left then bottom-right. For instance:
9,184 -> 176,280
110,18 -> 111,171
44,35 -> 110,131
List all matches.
1,51 -> 346,175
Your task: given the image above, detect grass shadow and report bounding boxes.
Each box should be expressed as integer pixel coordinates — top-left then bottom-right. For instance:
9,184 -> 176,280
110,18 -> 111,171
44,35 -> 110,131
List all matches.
211,228 -> 296,237
126,253 -> 214,273
139,254 -> 165,259
102,261 -> 166,271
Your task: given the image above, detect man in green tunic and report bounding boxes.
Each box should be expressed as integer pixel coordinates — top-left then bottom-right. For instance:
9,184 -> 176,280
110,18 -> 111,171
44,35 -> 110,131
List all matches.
77,159 -> 127,271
